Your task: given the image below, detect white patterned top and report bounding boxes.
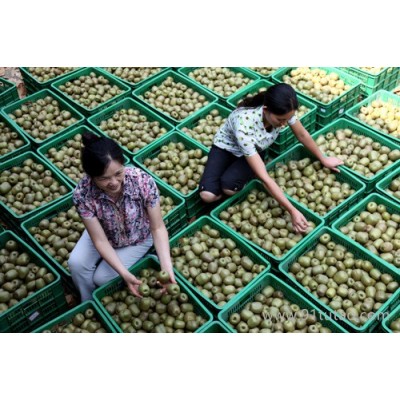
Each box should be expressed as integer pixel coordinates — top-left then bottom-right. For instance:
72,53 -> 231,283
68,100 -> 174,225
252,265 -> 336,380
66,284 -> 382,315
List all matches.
213,106 -> 297,157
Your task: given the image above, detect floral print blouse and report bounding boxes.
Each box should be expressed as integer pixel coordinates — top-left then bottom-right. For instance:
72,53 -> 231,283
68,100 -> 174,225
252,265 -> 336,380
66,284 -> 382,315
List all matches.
213,106 -> 297,157
73,167 -> 159,248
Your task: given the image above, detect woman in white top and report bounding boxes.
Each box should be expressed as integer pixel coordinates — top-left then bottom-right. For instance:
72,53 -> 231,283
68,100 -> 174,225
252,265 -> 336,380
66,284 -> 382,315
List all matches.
199,83 -> 344,234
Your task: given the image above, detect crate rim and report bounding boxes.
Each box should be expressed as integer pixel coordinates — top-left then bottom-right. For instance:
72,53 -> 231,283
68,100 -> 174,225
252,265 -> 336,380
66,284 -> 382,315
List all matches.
1,87 -> 86,145
168,215 -> 272,312
278,226 -> 400,332
210,179 -> 325,264
132,69 -> 219,125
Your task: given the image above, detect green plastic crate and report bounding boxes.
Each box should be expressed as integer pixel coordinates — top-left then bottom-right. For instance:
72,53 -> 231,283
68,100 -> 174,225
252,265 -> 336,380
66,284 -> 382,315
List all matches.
168,216 -> 271,313
376,165 -> 400,206
311,118 -> 400,193
0,77 -> 19,108
133,130 -> 209,219
218,272 -> 347,333
341,67 -> 399,93
210,179 -> 325,265
331,192 -> 400,272
178,67 -> 260,101
272,67 -> 361,126
266,143 -> 366,225
382,303 -> 400,333
345,90 -> 400,146
153,176 -> 187,238
245,67 -> 287,80
360,74 -> 400,97
33,300 -> 117,333
87,97 -> 175,157
20,194 -> 79,281
0,151 -> 74,226
279,227 -> 400,332
133,70 -> 218,125
98,67 -> 170,89
199,320 -> 231,333
1,88 -> 85,146
0,113 -> 30,163
0,230 -> 67,332
176,102 -> 234,151
92,256 -> 213,333
19,67 -> 84,93
51,67 -> 131,116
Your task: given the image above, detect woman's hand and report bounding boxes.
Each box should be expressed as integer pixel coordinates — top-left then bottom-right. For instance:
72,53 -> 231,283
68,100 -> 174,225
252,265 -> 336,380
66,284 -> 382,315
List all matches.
290,209 -> 309,234
157,266 -> 177,293
322,156 -> 344,173
123,272 -> 142,297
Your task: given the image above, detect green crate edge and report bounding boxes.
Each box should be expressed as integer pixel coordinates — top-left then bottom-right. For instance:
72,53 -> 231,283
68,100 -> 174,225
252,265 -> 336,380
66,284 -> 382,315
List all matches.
0,230 -> 66,333
272,67 -> 361,119
20,194 -> 77,280
331,192 -> 400,271
1,88 -> 86,146
376,165 -> 400,206
133,130 -> 210,218
0,77 -> 20,108
32,300 -> 117,333
381,302 -> 400,333
175,102 -> 234,152
199,320 -> 232,333
0,113 -> 31,163
92,256 -> 213,333
132,70 -> 219,126
177,67 -> 261,101
218,272 -> 348,333
210,179 -> 325,265
87,96 -> 175,157
0,150 -> 74,224
278,226 -> 400,332
19,68 -> 85,91
345,89 -> 400,146
97,67 -> 171,89
168,215 -> 272,313
341,67 -> 398,88
50,67 -> 131,116
266,142 -> 367,224
311,117 -> 400,193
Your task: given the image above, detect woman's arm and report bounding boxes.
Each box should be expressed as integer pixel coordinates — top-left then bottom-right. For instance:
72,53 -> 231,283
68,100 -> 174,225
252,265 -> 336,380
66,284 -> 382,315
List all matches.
82,217 -> 142,296
290,120 -> 344,172
147,202 -> 176,283
246,153 -> 309,233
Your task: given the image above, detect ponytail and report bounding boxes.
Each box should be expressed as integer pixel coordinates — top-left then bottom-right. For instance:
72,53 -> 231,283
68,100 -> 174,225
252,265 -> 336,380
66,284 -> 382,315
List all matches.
81,132 -> 124,177
237,83 -> 298,115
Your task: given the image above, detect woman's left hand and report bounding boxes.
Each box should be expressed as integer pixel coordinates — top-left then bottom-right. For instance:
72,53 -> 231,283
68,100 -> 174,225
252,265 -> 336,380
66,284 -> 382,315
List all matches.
322,156 -> 344,173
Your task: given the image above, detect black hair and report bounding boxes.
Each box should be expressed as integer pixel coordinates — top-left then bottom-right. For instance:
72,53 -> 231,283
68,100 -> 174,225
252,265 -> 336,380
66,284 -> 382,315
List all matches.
237,83 -> 298,115
81,133 -> 124,177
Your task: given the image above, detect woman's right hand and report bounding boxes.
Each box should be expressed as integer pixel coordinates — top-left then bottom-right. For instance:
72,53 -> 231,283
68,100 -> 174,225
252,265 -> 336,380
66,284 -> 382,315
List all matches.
123,272 -> 142,297
290,209 -> 309,234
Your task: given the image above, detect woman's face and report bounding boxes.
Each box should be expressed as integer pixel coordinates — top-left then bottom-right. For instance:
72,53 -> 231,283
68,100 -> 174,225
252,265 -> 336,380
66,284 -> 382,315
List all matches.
264,107 -> 296,128
93,160 -> 125,196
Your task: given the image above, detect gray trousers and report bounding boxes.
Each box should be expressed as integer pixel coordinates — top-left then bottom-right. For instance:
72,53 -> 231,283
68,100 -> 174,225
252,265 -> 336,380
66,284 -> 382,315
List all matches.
68,230 -> 153,301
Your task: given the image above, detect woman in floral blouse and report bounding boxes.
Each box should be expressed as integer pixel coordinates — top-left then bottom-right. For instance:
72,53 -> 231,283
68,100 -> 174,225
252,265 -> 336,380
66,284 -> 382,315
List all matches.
69,133 -> 175,301
199,83 -> 344,234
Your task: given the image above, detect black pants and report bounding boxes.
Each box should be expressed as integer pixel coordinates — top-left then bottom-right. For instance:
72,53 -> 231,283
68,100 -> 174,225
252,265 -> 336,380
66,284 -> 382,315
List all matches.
199,145 -> 266,196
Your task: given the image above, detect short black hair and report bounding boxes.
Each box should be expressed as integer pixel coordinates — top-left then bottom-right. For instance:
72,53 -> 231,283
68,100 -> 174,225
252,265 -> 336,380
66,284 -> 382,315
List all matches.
81,133 -> 124,177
